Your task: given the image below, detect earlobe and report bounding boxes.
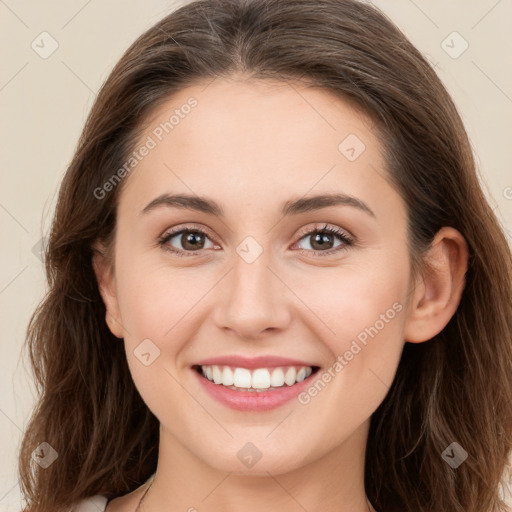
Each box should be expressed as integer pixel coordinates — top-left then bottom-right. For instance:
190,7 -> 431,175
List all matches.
404,227 -> 469,344
92,242 -> 124,339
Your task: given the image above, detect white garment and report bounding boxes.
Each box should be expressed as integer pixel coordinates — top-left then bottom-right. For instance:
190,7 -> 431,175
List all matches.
69,473 -> 155,511
69,494 -> 108,511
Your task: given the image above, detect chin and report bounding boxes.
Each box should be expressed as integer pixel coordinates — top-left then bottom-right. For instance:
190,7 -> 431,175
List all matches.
199,442 -> 310,476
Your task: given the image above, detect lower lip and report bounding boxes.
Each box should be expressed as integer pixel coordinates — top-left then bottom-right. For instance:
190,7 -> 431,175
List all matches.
193,368 -> 317,411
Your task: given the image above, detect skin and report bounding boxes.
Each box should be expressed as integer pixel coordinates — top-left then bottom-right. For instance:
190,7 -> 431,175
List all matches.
94,75 -> 468,512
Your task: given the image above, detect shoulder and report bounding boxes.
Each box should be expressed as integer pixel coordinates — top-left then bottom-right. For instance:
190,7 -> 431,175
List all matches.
69,495 -> 108,511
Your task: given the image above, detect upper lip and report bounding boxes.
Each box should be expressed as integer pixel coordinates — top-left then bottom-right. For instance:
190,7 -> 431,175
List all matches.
194,355 -> 320,369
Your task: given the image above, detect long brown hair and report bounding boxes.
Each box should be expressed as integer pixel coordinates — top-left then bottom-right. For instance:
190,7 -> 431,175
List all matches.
18,0 -> 512,510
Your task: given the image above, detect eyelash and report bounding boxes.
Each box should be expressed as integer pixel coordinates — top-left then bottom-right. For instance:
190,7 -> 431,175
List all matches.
157,223 -> 354,258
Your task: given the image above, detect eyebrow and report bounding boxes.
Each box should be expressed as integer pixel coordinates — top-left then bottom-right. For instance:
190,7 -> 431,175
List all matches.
141,192 -> 376,218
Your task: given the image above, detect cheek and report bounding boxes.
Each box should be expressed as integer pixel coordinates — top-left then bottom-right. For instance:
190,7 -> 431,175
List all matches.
115,262 -> 199,416
115,257 -> 207,338
291,258 -> 408,355
333,280 -> 405,353
114,259 -> 219,397
289,257 -> 409,425
291,272 -> 406,442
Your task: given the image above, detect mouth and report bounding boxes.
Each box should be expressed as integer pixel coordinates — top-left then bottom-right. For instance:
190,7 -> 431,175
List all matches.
190,354 -> 322,411
192,364 -> 321,392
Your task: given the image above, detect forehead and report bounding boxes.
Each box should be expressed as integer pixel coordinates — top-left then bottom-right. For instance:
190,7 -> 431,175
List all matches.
142,76 -> 377,150
118,76 -> 399,224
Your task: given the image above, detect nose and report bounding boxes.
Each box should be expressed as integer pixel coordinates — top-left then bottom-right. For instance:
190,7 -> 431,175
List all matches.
212,249 -> 292,340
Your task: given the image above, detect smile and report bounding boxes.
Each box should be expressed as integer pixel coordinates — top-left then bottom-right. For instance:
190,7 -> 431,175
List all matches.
197,364 -> 317,391
192,362 -> 321,412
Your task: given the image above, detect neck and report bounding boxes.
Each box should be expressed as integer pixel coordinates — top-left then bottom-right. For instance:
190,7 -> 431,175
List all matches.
144,421 -> 373,512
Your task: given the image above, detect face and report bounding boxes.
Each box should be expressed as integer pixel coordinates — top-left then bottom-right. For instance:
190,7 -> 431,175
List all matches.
96,76 -> 418,475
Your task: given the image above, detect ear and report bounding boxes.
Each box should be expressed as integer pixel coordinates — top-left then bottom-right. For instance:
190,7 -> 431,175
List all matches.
92,241 -> 124,339
403,227 -> 469,343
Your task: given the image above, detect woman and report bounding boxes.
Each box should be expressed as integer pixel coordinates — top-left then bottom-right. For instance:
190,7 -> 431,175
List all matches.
18,0 -> 512,511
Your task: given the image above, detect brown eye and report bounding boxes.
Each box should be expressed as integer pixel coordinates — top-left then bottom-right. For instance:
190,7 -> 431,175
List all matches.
178,231 -> 207,251
295,225 -> 354,255
307,232 -> 337,251
159,228 -> 216,256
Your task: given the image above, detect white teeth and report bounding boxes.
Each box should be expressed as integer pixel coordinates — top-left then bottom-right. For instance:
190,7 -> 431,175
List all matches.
199,365 -> 314,390
252,368 -> 271,389
296,367 -> 307,382
270,368 -> 285,387
233,368 -> 252,388
222,366 -> 234,386
212,365 -> 222,384
284,367 -> 296,386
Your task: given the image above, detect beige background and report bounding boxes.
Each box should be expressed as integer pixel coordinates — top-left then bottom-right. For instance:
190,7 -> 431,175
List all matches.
1,0 -> 511,510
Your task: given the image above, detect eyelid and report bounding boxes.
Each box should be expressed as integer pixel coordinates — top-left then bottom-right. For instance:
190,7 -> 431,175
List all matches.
294,222 -> 353,241
160,222 -> 217,241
